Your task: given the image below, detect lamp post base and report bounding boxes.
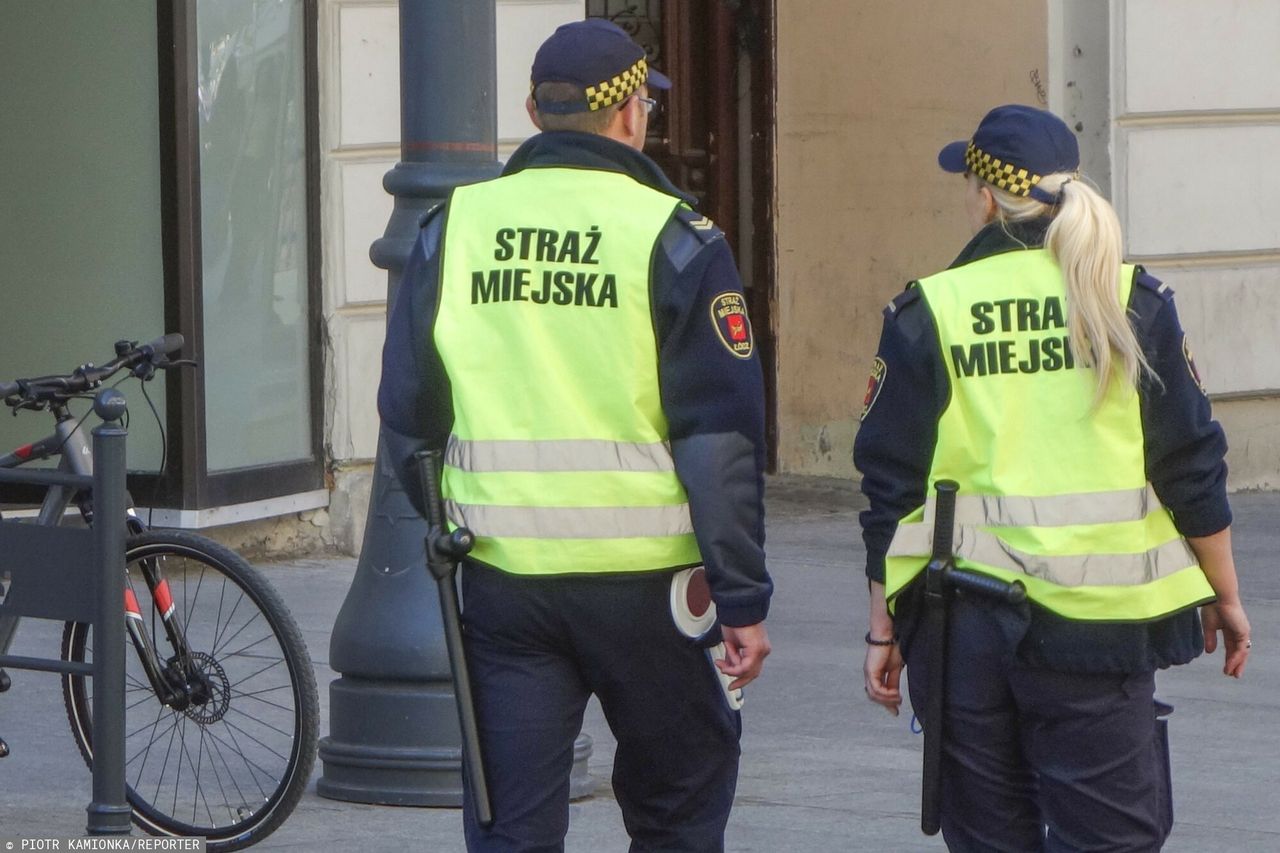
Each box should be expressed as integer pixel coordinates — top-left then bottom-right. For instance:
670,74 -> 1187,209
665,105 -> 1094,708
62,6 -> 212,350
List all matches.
319,676 -> 596,804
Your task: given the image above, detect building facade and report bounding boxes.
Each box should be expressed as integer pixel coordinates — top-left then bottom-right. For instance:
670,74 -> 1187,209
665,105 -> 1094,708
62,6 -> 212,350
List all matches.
3,1 -> 1274,554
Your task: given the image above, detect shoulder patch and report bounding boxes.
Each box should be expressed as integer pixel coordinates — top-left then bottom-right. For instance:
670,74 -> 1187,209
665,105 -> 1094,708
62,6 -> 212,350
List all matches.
884,283 -> 922,317
860,357 -> 887,421
417,202 -> 445,229
1182,334 -> 1207,396
709,291 -> 754,359
675,206 -> 724,245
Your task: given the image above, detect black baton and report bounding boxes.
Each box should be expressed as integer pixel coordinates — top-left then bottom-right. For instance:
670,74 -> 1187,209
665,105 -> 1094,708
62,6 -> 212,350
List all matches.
416,449 -> 494,828
920,480 -> 957,836
920,480 -> 1026,836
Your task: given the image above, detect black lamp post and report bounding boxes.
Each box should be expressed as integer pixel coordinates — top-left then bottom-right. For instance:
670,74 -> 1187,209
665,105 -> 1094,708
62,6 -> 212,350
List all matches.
318,0 -> 593,806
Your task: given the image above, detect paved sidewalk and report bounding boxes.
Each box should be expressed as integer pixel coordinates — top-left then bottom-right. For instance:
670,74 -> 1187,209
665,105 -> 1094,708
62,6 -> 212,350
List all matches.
2,478 -> 1277,851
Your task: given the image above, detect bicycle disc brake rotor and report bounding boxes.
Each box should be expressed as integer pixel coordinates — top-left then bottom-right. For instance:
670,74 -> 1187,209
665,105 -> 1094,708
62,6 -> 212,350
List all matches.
180,651 -> 231,724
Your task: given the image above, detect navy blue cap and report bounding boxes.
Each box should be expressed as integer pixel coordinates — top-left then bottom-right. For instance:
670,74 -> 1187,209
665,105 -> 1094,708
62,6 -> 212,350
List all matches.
531,19 -> 671,115
938,105 -> 1079,203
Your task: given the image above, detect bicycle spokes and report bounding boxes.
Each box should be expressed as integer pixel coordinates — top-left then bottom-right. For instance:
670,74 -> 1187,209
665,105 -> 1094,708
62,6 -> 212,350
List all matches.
64,533 -> 317,848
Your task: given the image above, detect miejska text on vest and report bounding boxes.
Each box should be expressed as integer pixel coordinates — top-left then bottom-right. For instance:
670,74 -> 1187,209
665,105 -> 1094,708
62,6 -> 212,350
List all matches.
471,226 -> 618,309
950,296 -> 1079,378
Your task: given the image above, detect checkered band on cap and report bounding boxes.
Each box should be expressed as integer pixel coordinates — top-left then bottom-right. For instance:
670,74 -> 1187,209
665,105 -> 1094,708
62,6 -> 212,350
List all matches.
964,141 -> 1043,197
585,57 -> 647,111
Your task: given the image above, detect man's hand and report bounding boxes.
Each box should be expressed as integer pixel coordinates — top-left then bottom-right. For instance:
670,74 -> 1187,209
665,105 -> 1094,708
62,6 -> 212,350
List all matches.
1202,600 -> 1252,678
717,622 -> 771,690
864,641 -> 905,716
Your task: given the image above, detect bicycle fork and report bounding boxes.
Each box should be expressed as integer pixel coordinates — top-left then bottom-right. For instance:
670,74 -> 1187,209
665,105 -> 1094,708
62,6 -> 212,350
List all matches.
121,563 -> 186,708
124,538 -> 211,712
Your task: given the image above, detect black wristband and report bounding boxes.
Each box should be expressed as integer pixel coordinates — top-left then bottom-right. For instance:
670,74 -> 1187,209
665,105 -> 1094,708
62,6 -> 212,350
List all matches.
865,631 -> 897,646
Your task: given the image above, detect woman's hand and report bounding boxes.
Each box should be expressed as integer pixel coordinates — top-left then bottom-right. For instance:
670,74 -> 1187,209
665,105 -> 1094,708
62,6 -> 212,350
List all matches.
864,640 -> 905,715
865,580 -> 904,714
1187,528 -> 1251,679
1201,600 -> 1251,678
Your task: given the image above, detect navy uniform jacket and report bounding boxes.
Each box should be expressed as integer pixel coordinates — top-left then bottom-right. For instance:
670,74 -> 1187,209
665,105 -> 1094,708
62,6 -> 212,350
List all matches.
377,130 -> 772,628
855,218 -> 1231,672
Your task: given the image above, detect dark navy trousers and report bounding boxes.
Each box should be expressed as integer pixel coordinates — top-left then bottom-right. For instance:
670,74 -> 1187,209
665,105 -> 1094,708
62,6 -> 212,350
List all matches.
459,562 -> 741,853
904,594 -> 1171,853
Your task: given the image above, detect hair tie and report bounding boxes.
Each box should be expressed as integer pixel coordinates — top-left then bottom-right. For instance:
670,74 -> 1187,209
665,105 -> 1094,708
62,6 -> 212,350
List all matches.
1029,175 -> 1075,205
1028,184 -> 1060,205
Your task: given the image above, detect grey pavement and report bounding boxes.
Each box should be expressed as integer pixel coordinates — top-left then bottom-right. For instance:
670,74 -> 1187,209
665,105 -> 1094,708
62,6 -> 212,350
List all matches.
2,477 -> 1277,851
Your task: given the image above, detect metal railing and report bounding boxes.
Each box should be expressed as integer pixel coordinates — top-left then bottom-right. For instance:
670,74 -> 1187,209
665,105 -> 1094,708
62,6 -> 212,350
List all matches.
0,420 -> 130,836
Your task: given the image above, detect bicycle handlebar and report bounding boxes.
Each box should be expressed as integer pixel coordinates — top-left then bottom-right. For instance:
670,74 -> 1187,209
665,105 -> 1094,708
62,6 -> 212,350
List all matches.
0,333 -> 186,404
138,333 -> 185,361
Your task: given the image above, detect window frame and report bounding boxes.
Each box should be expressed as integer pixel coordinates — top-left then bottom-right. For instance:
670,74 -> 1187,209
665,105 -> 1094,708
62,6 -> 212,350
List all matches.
140,0 -> 324,512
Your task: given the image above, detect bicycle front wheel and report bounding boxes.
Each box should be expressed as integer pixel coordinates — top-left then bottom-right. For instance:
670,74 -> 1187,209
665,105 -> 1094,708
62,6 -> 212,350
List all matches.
61,531 -> 319,851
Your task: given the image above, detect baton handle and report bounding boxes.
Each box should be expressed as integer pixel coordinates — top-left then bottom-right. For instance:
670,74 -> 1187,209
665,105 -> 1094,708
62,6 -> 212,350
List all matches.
421,449 -> 446,532
418,451 -> 475,581
946,566 -> 1027,605
930,480 -> 959,561
414,450 -> 493,828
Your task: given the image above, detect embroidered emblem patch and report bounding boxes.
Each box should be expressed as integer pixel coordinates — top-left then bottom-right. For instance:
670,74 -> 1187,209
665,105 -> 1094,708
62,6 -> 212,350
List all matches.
710,291 -> 754,359
1182,335 -> 1206,395
860,357 -> 887,421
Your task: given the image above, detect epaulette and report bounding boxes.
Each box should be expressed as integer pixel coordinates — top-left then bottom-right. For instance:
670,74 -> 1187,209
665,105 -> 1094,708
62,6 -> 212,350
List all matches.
1133,265 -> 1174,302
883,282 -> 922,318
417,202 -> 445,230
674,206 -> 724,245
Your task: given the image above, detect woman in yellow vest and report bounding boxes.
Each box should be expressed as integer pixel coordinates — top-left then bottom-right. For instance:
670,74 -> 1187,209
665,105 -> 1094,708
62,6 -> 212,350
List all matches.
855,105 -> 1252,851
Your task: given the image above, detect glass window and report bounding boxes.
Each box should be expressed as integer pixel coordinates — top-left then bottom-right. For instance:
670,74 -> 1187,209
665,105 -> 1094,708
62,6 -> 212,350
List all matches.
197,0 -> 312,472
0,1 -> 168,473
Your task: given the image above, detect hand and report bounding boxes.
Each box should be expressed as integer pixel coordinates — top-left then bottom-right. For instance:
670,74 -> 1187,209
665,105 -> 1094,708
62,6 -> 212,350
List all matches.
1202,600 -> 1252,678
864,640 -> 905,716
717,622 -> 771,691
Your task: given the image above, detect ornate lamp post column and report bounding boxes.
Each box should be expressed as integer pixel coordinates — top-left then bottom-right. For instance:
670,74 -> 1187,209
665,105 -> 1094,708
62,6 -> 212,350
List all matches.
318,0 -> 593,805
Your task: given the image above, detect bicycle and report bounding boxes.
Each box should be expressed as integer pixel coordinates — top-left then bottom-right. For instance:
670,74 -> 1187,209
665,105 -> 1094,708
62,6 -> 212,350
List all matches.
0,335 -> 319,850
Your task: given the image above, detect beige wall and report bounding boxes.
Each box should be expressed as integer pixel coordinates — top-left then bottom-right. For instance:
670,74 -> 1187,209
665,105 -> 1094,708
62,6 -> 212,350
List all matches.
1107,0 -> 1280,490
1217,399 -> 1280,491
774,1 -> 1048,476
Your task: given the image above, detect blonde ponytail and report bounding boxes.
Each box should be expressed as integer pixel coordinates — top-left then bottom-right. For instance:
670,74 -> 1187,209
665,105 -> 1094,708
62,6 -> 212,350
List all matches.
980,172 -> 1154,407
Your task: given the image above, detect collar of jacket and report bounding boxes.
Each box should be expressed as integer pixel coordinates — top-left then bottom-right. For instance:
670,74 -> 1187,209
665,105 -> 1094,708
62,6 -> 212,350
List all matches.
502,131 -> 697,206
947,216 -> 1055,269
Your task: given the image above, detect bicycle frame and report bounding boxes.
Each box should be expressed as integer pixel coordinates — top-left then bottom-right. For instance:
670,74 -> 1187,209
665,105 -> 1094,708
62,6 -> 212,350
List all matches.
0,405 -> 202,710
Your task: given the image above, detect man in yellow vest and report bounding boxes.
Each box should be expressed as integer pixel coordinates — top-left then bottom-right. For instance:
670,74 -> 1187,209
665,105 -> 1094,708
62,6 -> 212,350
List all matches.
379,19 -> 772,852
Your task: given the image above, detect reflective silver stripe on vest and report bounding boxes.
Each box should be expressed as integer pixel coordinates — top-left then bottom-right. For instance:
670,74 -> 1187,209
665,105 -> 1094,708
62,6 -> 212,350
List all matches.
445,435 -> 676,473
446,501 -> 694,539
887,522 -> 1196,587
928,485 -> 1162,528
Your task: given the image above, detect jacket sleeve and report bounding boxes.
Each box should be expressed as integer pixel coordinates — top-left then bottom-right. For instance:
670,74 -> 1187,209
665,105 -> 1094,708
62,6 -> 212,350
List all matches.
1131,274 -> 1231,537
376,211 -> 453,516
652,217 -> 771,627
853,289 -> 947,584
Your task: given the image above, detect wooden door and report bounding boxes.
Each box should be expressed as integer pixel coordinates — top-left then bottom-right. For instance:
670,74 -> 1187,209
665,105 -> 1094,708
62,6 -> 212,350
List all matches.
587,0 -> 777,465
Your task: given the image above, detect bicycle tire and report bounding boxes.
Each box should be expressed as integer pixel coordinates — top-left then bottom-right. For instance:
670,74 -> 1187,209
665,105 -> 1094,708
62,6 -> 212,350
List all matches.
61,531 -> 319,851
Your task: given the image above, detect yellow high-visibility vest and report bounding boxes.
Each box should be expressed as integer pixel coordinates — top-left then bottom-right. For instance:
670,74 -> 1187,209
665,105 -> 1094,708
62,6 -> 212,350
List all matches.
434,166 -> 702,575
885,249 -> 1214,621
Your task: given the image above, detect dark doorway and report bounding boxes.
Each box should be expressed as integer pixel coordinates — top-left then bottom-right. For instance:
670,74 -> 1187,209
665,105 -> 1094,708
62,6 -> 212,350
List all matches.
586,1 -> 777,468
